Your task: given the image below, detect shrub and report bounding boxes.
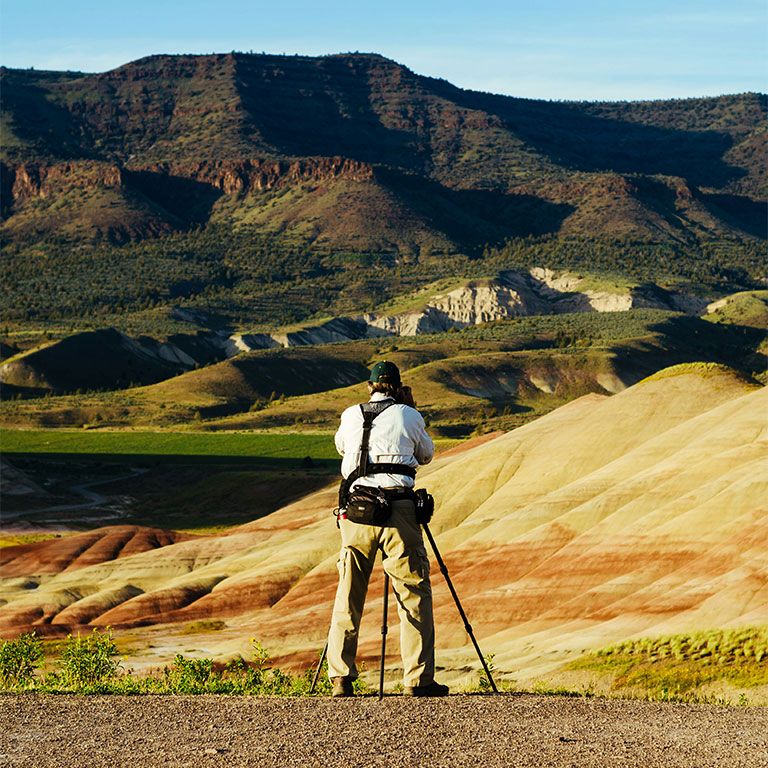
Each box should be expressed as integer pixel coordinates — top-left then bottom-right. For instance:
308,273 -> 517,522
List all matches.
478,653 -> 497,693
0,632 -> 44,689
163,654 -> 215,693
58,628 -> 121,690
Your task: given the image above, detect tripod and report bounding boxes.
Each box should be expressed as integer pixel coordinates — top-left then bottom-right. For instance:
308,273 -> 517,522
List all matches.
310,523 -> 499,696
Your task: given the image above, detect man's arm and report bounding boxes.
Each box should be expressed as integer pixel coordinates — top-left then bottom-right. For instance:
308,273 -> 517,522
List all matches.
334,423 -> 345,456
335,410 -> 350,456
412,410 -> 434,465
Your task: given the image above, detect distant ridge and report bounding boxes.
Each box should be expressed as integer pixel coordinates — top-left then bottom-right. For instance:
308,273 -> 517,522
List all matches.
1,52 -> 765,330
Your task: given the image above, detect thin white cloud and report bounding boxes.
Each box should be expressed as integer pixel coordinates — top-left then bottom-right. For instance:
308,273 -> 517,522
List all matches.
639,11 -> 767,26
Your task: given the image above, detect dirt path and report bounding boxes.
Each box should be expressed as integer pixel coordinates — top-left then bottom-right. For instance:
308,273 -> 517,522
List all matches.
1,694 -> 766,767
1,466 -> 147,527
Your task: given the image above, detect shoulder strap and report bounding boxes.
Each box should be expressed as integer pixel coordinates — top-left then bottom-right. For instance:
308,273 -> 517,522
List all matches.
357,405 -> 376,478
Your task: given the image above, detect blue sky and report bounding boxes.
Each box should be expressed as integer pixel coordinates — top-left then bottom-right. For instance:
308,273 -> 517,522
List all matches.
1,0 -> 765,100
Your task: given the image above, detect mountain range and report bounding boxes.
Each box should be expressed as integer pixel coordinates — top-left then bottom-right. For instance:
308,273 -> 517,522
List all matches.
0,52 -> 768,332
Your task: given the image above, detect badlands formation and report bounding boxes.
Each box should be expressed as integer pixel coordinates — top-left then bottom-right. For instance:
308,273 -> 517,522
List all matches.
0,365 -> 766,686
0,270 -> 705,395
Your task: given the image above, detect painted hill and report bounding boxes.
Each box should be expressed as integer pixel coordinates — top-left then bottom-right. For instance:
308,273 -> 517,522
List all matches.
1,365 -> 765,686
0,328 -> 203,395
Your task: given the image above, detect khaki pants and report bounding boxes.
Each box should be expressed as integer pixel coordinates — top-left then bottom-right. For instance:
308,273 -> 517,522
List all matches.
327,498 -> 435,687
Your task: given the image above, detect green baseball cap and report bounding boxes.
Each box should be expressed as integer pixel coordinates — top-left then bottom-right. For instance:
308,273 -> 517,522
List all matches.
368,360 -> 401,385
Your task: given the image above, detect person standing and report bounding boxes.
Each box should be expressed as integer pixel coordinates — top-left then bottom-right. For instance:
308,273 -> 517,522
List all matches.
326,360 -> 448,697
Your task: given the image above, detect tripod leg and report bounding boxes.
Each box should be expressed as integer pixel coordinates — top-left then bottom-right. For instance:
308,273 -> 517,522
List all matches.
379,572 -> 390,700
422,524 -> 499,694
309,641 -> 328,694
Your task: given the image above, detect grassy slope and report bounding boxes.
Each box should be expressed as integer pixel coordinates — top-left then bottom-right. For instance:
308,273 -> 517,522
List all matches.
2,309 -> 764,435
1,170 -> 183,244
562,628 -> 768,703
212,177 -> 467,258
705,290 -> 768,329
0,430 -> 339,459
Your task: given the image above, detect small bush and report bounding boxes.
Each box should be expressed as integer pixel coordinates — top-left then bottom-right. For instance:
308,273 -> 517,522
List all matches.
183,619 -> 227,634
163,654 -> 215,693
0,632 -> 44,689
0,634 -> 364,696
58,628 -> 121,690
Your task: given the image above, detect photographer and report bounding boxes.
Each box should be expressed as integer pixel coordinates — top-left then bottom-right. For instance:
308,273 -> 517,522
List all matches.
326,360 -> 448,697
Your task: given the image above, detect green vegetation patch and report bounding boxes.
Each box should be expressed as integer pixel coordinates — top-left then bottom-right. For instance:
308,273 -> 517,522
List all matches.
0,532 -> 69,548
0,630 -> 359,696
0,429 -> 339,460
569,628 -> 768,699
640,361 -> 757,384
705,291 -> 768,330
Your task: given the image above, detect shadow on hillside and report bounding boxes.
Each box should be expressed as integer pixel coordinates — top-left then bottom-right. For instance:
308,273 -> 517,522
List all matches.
431,83 -> 750,190
699,193 -> 768,239
125,170 -> 224,225
234,55 -> 423,171
378,168 -> 575,247
2,456 -> 338,532
0,74 -> 86,162
611,314 -> 766,384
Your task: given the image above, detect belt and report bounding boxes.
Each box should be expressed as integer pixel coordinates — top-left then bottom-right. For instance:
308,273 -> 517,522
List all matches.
380,487 -> 417,501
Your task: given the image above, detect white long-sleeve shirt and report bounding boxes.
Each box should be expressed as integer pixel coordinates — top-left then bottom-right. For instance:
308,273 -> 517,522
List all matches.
335,392 -> 434,491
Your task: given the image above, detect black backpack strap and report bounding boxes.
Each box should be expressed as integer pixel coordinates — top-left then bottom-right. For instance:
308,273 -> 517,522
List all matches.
357,405 -> 375,479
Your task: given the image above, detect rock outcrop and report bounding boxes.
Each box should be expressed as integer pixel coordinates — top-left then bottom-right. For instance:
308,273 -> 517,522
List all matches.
365,280 -> 547,336
357,271 -> 706,338
144,157 -> 376,195
7,161 -> 124,203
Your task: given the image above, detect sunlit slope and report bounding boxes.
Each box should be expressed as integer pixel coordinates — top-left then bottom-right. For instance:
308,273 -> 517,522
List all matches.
0,365 -> 765,683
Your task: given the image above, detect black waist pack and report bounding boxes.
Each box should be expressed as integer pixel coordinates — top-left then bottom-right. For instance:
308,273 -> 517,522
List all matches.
345,486 -> 433,526
345,485 -> 392,525
414,488 -> 435,524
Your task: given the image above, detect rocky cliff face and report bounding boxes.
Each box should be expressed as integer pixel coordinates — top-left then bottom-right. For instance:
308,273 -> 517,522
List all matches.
198,270 -> 708,349
5,161 -> 123,202
365,280 -> 546,335
360,271 -> 708,337
151,157 -> 376,195
2,156 -> 374,209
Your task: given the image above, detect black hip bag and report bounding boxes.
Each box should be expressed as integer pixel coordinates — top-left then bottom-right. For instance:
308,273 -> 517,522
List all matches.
338,401 -> 428,526
344,486 -> 434,526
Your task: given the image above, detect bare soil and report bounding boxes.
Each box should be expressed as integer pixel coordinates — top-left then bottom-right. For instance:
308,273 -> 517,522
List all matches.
1,694 -> 766,768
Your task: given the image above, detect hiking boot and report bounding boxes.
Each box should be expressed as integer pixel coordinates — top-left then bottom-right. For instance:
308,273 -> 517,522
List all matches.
403,680 -> 449,697
331,676 -> 354,698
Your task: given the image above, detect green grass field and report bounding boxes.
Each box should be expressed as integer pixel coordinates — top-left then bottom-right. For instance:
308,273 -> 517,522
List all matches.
0,429 -> 340,460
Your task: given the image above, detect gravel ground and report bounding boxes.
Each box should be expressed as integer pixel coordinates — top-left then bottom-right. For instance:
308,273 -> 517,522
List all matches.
1,694 -> 767,768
